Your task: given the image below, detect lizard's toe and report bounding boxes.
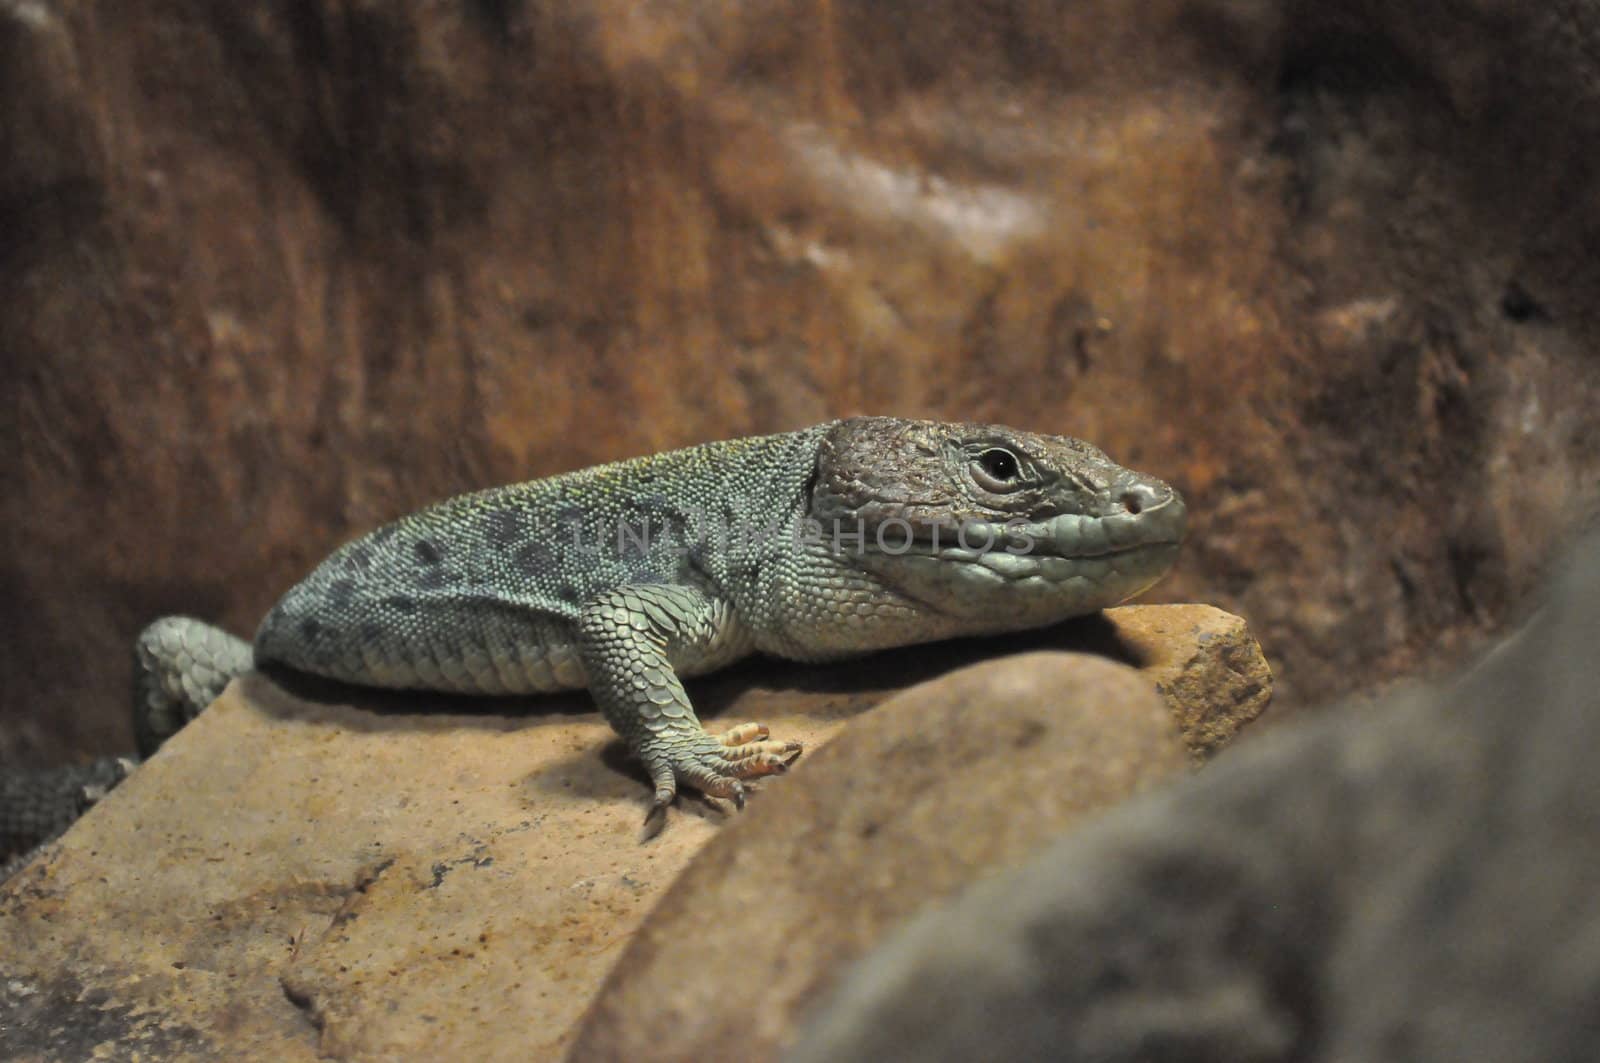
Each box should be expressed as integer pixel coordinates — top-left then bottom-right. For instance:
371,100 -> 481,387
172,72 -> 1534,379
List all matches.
714,722 -> 802,775
677,760 -> 747,806
717,722 -> 770,747
718,739 -> 802,776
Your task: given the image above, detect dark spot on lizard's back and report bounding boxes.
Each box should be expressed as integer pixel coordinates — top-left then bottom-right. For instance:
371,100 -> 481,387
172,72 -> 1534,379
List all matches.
384,595 -> 417,613
684,541 -> 716,578
300,618 -> 323,640
556,504 -> 585,527
415,566 -> 452,591
487,509 -> 524,548
414,539 -> 443,565
329,579 -> 356,608
557,581 -> 578,600
514,541 -> 556,577
360,622 -> 383,641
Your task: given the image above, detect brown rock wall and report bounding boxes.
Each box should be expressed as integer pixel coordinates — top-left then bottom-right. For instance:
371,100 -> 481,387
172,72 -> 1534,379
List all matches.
4,0 -> 1599,760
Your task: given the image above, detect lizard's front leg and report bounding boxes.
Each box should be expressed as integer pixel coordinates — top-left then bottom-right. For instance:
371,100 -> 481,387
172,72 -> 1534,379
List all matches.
576,584 -> 801,828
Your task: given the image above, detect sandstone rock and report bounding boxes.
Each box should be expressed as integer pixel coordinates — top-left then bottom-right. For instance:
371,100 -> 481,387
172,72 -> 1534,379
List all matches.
0,604 -> 1266,1060
791,535 -> 1600,1063
1083,604 -> 1272,758
566,652 -> 1189,1062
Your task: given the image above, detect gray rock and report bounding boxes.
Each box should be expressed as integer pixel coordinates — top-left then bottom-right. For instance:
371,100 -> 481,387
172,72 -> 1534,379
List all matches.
792,533 -> 1600,1063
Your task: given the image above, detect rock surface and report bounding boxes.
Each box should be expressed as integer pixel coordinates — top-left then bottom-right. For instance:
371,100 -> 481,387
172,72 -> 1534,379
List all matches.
1090,604 -> 1271,758
0,604 -> 1267,1061
566,652 -> 1188,1062
791,535 -> 1600,1063
7,0 -> 1600,768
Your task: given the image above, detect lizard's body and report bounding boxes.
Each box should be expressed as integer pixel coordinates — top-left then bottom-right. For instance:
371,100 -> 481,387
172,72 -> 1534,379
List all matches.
103,418 -> 1186,837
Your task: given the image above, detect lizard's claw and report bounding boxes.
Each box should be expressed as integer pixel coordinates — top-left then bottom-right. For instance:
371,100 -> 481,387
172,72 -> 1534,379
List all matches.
638,723 -> 803,834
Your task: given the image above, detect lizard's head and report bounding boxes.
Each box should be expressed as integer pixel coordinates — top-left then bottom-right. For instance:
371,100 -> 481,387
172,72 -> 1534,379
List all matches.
809,417 -> 1187,630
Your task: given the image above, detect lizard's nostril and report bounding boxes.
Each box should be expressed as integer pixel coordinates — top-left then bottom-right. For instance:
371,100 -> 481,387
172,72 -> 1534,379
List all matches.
1119,482 -> 1166,516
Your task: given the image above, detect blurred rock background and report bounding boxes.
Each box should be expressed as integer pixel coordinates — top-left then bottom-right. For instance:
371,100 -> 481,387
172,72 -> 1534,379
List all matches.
4,0 -> 1598,764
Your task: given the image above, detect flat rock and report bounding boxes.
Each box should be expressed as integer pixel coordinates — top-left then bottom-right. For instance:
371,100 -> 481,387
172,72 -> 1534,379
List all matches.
0,604 -> 1268,1061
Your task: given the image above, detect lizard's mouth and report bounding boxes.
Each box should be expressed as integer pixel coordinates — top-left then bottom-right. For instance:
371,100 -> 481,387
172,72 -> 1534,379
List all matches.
842,493 -> 1186,628
866,538 -> 1182,591
857,494 -> 1188,576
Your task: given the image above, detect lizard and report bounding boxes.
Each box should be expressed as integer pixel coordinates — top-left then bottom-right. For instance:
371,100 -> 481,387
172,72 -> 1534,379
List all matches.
3,416 -> 1186,864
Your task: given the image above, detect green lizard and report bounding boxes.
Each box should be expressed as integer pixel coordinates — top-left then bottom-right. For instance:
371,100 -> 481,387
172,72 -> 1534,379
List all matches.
68,418 -> 1189,843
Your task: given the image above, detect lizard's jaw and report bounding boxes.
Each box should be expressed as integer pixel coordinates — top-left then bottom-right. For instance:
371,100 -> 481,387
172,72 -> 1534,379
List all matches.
847,489 -> 1187,630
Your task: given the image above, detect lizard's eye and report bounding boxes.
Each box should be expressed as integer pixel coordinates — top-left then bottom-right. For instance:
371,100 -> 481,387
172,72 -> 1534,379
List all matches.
971,448 -> 1024,492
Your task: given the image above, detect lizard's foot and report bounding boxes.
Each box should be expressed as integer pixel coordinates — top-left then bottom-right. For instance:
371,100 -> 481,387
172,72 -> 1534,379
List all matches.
715,721 -> 803,761
641,724 -> 803,836
706,721 -> 804,791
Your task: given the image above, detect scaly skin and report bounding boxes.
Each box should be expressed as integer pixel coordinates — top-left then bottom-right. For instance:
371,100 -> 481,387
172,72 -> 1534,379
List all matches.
10,417 -> 1187,852
0,758 -> 136,880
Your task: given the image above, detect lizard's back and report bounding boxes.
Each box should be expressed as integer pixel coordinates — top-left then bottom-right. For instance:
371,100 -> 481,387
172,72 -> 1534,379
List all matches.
253,426 -> 828,694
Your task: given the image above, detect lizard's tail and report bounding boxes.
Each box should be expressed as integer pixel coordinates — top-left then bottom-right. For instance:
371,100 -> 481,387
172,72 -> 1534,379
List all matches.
133,616 -> 254,757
